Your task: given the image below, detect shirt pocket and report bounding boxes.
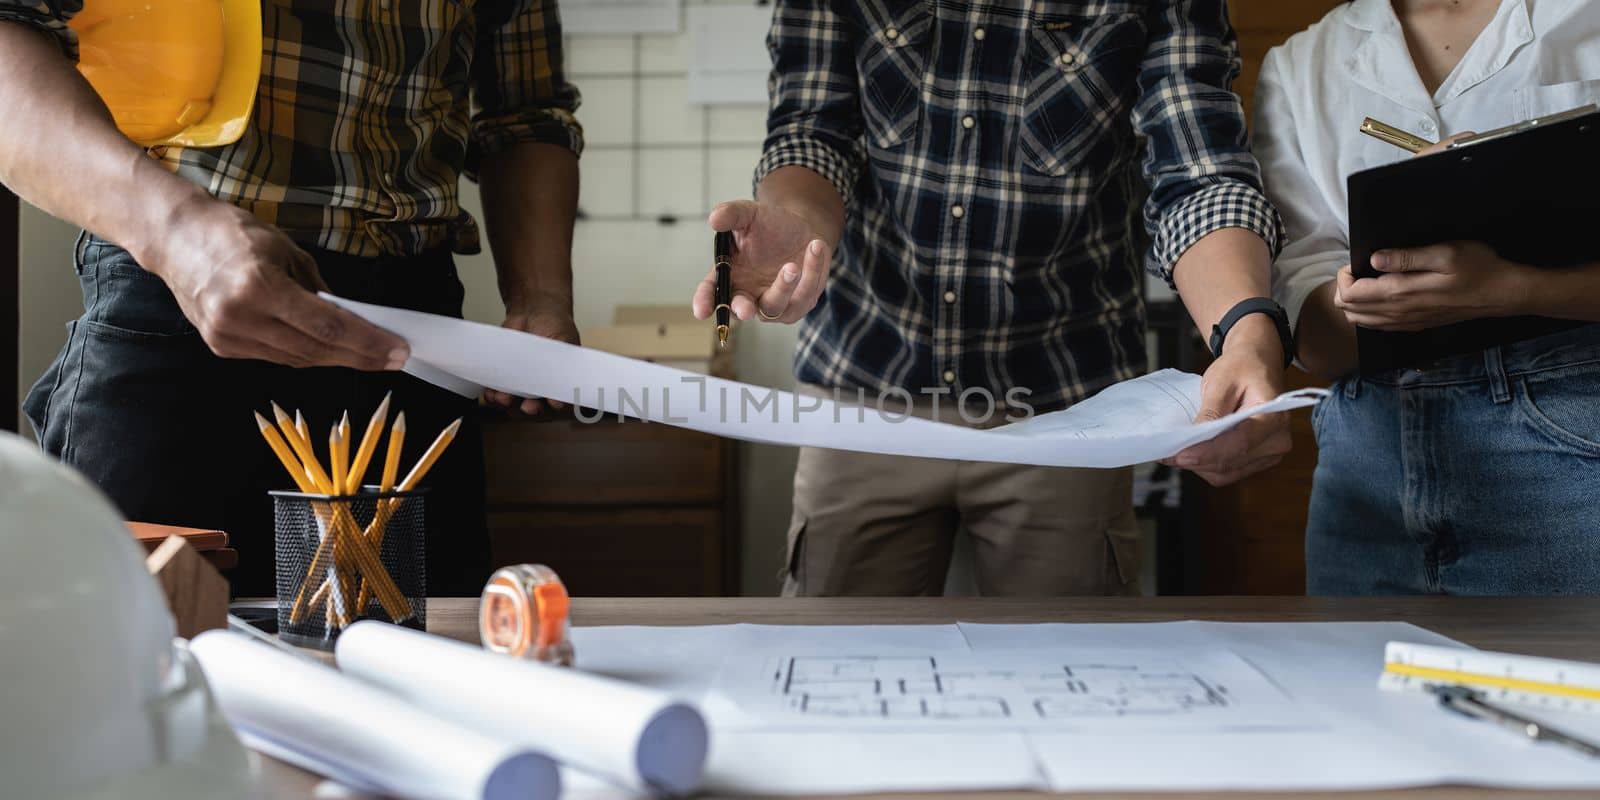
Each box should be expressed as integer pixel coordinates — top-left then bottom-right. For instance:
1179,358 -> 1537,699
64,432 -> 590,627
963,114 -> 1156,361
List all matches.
1020,12 -> 1146,177
856,7 -> 932,150
1519,79 -> 1600,119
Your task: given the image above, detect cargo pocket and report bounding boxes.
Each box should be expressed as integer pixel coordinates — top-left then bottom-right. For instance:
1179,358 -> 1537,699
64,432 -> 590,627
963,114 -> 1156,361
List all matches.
780,515 -> 809,596
1102,517 -> 1140,595
1019,13 -> 1146,176
856,7 -> 931,149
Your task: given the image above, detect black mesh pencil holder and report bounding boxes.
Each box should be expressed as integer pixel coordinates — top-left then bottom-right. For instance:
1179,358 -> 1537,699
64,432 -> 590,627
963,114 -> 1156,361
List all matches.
271,488 -> 427,650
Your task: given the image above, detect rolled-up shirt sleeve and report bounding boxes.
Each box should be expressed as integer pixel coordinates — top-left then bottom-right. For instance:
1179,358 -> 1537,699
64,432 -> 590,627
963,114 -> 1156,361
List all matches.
0,0 -> 81,60
1132,0 -> 1285,284
467,0 -> 583,178
752,0 -> 866,206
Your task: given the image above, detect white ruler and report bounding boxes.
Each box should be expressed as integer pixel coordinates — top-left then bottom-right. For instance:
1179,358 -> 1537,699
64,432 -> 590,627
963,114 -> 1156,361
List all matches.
1380,641 -> 1600,714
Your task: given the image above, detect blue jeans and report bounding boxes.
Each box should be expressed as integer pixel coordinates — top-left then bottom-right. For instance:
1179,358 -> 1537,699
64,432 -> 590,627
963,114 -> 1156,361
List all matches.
1307,324 -> 1600,595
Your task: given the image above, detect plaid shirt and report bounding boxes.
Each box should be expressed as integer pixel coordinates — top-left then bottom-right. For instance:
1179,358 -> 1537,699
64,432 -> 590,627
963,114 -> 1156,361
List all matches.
3,0 -> 583,257
757,0 -> 1282,413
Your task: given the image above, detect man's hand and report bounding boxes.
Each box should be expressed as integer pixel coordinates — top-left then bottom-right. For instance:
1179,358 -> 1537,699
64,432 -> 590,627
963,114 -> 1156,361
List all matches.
1334,242 -> 1534,332
693,200 -> 831,324
1161,317 -> 1291,486
485,303 -> 580,414
139,199 -> 409,370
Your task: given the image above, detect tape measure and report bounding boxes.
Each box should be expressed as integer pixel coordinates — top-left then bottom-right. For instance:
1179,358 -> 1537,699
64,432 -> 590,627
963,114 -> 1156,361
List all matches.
1380,641 -> 1600,714
479,564 -> 574,666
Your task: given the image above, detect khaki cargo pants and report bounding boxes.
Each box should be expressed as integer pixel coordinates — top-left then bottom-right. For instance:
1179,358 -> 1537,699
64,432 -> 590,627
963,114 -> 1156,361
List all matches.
781,386 -> 1140,597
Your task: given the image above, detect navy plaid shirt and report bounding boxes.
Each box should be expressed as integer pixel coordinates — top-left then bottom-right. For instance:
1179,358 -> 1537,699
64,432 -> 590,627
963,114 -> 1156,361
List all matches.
757,0 -> 1282,413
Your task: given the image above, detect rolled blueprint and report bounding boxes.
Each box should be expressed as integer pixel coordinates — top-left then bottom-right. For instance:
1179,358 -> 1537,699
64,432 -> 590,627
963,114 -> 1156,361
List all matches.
336,621 -> 709,795
189,631 -> 560,800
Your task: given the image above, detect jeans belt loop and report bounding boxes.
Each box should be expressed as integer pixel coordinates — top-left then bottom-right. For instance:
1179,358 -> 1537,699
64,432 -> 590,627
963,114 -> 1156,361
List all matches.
1342,373 -> 1362,400
1484,346 -> 1511,404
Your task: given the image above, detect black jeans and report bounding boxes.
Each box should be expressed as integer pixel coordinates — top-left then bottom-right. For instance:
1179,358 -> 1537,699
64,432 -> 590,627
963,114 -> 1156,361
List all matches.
24,233 -> 490,597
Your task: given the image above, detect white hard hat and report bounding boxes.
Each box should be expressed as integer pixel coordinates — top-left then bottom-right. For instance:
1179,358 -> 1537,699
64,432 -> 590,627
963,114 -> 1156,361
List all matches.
0,432 -> 258,799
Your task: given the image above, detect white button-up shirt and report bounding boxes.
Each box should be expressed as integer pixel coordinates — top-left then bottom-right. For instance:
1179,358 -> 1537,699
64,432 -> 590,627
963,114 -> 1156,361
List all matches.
1255,0 -> 1600,331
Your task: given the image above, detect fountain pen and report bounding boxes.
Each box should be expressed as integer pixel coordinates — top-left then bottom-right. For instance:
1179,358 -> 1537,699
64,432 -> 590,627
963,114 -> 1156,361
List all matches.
714,231 -> 733,349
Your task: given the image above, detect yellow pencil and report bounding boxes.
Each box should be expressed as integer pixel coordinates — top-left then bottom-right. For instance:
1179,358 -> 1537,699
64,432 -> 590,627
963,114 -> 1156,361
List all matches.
271,402 -> 306,452
346,393 -> 391,494
254,413 -> 314,494
337,412 -> 351,485
355,412 -> 408,613
329,416 -> 356,618
398,418 -> 462,492
380,411 -> 406,494
277,409 -> 335,495
295,411 -> 314,470
330,425 -> 348,500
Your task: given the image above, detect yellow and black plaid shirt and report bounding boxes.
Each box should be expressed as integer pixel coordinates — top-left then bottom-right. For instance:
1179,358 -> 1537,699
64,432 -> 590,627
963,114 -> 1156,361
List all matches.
3,0 -> 583,257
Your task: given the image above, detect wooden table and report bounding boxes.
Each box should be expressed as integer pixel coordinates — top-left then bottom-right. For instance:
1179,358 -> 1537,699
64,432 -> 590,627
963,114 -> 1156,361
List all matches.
257,597 -> 1600,799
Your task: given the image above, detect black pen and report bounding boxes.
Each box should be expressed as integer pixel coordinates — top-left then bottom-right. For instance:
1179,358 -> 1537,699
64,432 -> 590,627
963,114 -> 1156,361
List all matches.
714,231 -> 733,349
1432,685 -> 1600,759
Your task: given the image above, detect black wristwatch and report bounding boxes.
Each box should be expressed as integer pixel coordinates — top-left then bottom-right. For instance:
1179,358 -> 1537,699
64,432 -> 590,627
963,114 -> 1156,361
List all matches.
1209,297 -> 1295,368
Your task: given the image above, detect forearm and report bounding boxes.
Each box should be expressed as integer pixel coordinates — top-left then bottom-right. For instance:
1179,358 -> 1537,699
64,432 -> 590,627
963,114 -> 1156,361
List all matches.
478,142 -> 578,313
1521,261 -> 1600,322
1171,227 -> 1284,364
1294,281 -> 1358,379
755,165 -> 846,247
0,23 -> 212,261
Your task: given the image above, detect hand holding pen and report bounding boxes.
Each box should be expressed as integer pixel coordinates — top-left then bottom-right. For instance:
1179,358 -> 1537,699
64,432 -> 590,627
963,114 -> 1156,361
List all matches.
692,200 -> 832,330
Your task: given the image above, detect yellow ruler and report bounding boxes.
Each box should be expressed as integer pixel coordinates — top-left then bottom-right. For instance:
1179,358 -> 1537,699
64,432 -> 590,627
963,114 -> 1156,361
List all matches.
1381,641 -> 1600,714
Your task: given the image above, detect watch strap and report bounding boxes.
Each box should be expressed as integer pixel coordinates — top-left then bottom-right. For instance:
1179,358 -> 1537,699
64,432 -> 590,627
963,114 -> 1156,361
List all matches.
1209,297 -> 1295,368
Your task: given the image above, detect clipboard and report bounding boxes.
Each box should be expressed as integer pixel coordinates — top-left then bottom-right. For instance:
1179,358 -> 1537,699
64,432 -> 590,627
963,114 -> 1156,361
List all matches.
1347,104 -> 1600,372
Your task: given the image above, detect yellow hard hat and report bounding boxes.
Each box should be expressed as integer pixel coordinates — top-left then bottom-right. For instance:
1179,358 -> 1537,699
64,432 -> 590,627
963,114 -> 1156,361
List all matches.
68,0 -> 262,148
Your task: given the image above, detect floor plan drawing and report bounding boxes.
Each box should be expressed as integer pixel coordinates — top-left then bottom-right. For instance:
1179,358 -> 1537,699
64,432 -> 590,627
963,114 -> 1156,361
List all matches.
775,656 -> 1231,720
712,648 -> 1301,731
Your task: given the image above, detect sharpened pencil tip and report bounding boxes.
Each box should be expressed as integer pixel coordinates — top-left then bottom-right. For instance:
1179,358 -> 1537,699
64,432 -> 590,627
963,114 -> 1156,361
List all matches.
393,411 -> 407,432
254,411 -> 271,429
444,418 -> 462,436
271,402 -> 290,423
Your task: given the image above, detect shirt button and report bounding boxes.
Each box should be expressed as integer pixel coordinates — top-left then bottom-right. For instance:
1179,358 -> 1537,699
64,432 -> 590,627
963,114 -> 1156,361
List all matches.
961,115 -> 975,130
973,27 -> 986,41
1420,119 -> 1437,134
943,290 -> 957,304
1058,52 -> 1076,67
942,370 -> 957,384
885,27 -> 900,42
950,204 -> 965,219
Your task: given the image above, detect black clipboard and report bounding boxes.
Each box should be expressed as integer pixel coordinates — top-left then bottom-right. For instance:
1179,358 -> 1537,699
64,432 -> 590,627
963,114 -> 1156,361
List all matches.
1347,105 -> 1600,372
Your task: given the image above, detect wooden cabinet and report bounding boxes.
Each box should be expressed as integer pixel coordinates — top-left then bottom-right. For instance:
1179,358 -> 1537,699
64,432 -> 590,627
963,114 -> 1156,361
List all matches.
481,415 -> 739,597
1231,1 -> 1348,121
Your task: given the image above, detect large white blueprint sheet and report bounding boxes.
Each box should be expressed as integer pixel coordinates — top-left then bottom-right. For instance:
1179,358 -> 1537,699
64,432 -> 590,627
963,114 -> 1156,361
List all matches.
330,296 -> 1326,468
560,622 -> 1600,796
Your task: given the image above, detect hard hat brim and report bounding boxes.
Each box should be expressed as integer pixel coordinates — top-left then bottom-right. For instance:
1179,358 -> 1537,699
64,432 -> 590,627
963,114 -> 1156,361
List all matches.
151,0 -> 261,148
